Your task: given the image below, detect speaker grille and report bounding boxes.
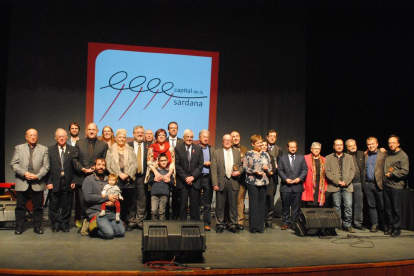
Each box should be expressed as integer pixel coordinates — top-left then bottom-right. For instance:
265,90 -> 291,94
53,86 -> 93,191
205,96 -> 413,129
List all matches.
147,226 -> 169,251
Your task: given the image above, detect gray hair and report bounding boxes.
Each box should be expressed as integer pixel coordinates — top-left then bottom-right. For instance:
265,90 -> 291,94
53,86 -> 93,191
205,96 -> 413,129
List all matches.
345,139 -> 356,147
183,129 -> 194,138
199,129 -> 210,138
55,128 -> 68,137
133,125 -> 144,132
311,142 -> 321,149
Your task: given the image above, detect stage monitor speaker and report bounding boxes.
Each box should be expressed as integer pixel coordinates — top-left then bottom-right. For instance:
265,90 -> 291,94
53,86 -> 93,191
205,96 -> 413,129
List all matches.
0,201 -> 16,229
141,221 -> 206,263
294,208 -> 341,236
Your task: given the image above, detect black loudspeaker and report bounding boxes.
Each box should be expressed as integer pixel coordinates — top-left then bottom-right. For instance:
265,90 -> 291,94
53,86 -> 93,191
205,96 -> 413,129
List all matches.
294,208 -> 341,236
141,221 -> 206,263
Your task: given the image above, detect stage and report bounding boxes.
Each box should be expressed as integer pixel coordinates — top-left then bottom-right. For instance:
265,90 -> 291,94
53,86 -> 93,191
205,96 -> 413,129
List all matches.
1,214 -> 414,275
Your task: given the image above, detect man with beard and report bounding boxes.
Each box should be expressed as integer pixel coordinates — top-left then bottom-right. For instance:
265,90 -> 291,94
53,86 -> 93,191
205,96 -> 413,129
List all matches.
68,122 -> 81,147
83,158 -> 125,239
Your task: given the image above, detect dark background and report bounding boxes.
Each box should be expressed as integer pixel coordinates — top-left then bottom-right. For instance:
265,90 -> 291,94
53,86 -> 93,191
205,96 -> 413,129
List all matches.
1,0 -> 413,187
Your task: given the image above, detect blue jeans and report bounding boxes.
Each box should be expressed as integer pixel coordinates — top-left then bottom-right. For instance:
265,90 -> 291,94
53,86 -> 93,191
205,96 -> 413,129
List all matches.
332,189 -> 352,228
95,212 -> 125,239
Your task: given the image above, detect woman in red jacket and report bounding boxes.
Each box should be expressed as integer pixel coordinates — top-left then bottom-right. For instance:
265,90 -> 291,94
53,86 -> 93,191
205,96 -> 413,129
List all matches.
302,142 -> 328,207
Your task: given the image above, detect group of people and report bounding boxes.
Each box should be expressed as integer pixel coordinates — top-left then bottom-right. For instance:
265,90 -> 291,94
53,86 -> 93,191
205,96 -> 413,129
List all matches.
9,122 -> 409,239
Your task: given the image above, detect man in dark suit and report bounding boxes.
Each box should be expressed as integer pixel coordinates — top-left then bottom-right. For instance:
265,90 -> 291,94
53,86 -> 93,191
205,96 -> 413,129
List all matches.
198,130 -> 215,231
277,140 -> 308,230
346,139 -> 366,230
266,130 -> 283,225
167,121 -> 183,220
47,128 -> 76,232
127,125 -> 150,230
175,129 -> 204,220
10,128 -> 50,235
72,123 -> 108,226
363,137 -> 388,232
211,134 -> 243,233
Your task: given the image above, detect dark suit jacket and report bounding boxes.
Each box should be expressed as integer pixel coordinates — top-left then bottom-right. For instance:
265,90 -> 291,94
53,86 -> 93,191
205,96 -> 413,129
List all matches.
47,144 -> 76,192
211,148 -> 243,191
350,150 -> 365,184
128,141 -> 150,176
363,150 -> 387,190
175,143 -> 204,189
71,138 -> 108,185
277,154 -> 308,193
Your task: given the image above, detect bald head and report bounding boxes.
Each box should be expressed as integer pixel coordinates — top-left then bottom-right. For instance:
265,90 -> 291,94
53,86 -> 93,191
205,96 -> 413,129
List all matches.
86,123 -> 98,140
222,134 -> 233,150
26,128 -> 38,146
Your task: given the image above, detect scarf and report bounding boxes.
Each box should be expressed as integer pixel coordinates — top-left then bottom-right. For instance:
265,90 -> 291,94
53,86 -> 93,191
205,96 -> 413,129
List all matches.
149,142 -> 172,165
312,156 -> 326,206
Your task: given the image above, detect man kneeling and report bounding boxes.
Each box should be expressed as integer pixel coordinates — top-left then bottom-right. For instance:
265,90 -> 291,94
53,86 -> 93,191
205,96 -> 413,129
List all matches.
83,158 -> 125,239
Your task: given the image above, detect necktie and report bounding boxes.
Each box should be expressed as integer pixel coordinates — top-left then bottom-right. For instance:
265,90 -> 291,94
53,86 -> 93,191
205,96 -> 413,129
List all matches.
172,139 -> 176,148
291,155 -> 295,169
137,143 -> 142,174
88,140 -> 94,159
226,149 -> 232,178
61,147 -> 65,172
187,145 -> 191,173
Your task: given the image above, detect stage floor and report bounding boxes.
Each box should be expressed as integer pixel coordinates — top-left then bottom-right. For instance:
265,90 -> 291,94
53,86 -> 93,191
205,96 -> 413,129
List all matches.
1,214 -> 414,273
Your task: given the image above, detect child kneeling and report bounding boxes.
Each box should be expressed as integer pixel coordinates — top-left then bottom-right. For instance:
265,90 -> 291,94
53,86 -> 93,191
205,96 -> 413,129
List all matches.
149,154 -> 174,220
99,174 -> 123,221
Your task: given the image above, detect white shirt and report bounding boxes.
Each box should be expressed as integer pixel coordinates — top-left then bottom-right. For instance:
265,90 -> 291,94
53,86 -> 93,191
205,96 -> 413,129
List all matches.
223,148 -> 234,171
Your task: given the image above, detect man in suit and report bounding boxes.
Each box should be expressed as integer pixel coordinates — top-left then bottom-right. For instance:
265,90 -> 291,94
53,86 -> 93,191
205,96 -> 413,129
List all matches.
127,125 -> 150,230
211,134 -> 242,233
277,140 -> 308,230
175,129 -> 204,220
231,131 -> 247,230
346,139 -> 366,230
167,121 -> 183,220
10,128 -> 50,235
72,123 -> 108,226
326,139 -> 355,232
198,130 -> 215,231
266,130 -> 283,224
363,137 -> 387,232
47,128 -> 76,232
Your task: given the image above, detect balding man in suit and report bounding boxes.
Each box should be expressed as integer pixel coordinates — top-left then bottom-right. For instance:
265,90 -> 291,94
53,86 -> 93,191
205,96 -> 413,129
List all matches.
10,128 -> 50,235
211,134 -> 243,233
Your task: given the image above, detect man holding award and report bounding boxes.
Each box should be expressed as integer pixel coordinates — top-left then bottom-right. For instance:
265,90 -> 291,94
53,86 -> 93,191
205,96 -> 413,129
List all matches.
383,135 -> 409,237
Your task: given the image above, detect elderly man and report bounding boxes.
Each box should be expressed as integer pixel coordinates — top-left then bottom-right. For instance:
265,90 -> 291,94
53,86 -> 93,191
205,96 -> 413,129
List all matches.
145,129 -> 155,144
198,130 -> 215,231
325,139 -> 355,233
383,135 -> 409,237
175,129 -> 204,220
72,123 -> 108,229
83,158 -> 125,239
211,134 -> 242,233
10,128 -> 50,235
47,128 -> 76,232
127,125 -> 150,230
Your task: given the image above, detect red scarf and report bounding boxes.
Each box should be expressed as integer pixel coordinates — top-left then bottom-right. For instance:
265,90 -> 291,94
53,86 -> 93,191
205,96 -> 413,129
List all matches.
149,142 -> 172,165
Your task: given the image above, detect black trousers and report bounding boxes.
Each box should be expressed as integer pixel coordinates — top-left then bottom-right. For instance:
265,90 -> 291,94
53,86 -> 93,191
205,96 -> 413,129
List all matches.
16,185 -> 43,228
247,184 -> 266,232
384,185 -> 403,230
119,187 -> 137,225
280,191 -> 302,225
74,185 -> 86,221
179,185 -> 200,220
49,182 -> 74,227
201,175 -> 213,225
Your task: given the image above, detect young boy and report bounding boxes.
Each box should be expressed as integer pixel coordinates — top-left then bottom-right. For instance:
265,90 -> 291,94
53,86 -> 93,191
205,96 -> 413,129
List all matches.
148,154 -> 174,220
99,174 -> 123,221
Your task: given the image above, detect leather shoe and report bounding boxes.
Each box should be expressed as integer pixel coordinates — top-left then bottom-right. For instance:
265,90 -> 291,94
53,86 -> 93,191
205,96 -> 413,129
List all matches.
126,225 -> 136,231
354,225 -> 365,231
235,224 -> 244,231
60,225 -> 69,232
265,223 -> 275,229
281,224 -> 290,230
204,225 -> 211,231
15,227 -> 23,235
52,225 -> 60,232
251,229 -> 264,233
391,229 -> 401,237
228,228 -> 239,233
385,227 -> 393,235
34,228 -> 44,234
216,227 -> 224,233
370,224 -> 378,233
